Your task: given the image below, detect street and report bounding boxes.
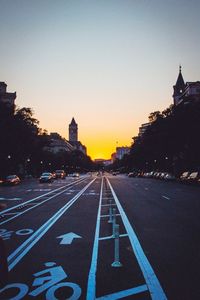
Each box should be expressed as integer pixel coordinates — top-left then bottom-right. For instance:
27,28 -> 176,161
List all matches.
0,174 -> 200,299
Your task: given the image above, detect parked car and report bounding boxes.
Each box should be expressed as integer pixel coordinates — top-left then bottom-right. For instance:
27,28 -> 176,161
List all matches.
55,170 -> 66,179
128,172 -> 137,177
185,172 -> 199,184
112,171 -> 120,176
179,171 -> 190,181
4,175 -> 20,185
39,172 -> 54,183
163,173 -> 176,181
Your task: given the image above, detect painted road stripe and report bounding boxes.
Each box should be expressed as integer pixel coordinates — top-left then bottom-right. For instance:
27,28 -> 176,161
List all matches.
86,177 -> 103,300
99,234 -> 128,241
0,177 -> 86,215
100,214 -> 120,218
101,204 -> 117,207
8,178 -> 96,271
0,178 -> 88,225
0,186 -> 76,225
96,284 -> 148,299
162,195 -> 170,200
107,178 -> 167,300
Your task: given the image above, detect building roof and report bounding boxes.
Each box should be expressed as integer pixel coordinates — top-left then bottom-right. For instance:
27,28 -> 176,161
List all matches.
175,66 -> 185,88
70,117 -> 77,126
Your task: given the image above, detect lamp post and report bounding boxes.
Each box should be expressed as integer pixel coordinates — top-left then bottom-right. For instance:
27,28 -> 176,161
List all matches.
26,158 -> 31,176
7,155 -> 11,173
165,156 -> 168,171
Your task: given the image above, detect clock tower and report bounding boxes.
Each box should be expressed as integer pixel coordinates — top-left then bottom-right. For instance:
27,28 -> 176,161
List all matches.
69,117 -> 78,142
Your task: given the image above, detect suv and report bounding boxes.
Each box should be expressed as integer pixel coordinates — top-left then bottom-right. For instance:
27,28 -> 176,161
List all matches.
55,170 -> 66,179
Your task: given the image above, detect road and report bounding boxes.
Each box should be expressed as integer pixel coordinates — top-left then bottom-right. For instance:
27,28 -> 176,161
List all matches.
0,174 -> 200,299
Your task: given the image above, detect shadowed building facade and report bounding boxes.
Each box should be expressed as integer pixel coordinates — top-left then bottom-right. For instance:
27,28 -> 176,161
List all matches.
0,82 -> 16,113
173,66 -> 200,106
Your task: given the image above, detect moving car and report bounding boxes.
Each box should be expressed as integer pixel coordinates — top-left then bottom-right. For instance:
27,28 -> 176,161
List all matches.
39,172 -> 54,183
55,170 -> 66,179
72,172 -> 80,178
4,175 -> 20,185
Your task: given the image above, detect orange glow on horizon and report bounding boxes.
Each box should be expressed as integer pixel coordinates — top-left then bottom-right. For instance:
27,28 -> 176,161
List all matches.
81,136 -> 132,161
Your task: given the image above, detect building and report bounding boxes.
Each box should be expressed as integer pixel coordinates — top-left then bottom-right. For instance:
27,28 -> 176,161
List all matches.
116,146 -> 130,160
138,123 -> 151,137
173,66 -> 200,105
44,132 -> 74,154
0,82 -> 16,111
69,117 -> 78,142
68,118 -> 87,155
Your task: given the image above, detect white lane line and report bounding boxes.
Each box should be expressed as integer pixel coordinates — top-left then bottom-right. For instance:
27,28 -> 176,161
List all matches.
0,179 -> 88,225
96,284 -> 148,300
162,195 -> 170,200
86,177 -> 103,300
0,186 -> 75,226
100,214 -> 120,218
107,178 -> 167,300
0,178 -> 86,215
99,234 -> 128,241
8,178 -> 96,271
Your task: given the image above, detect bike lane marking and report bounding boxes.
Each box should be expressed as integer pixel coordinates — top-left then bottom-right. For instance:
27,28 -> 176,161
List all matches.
87,177 -> 149,300
86,177 -> 103,300
107,178 -> 167,300
7,178 -> 96,271
0,262 -> 82,300
0,177 -> 102,300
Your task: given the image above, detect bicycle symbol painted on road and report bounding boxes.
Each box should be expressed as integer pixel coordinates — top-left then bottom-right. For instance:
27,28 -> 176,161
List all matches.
0,228 -> 34,240
0,262 -> 81,299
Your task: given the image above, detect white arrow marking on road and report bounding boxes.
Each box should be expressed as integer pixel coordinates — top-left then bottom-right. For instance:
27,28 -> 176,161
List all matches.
57,232 -> 82,245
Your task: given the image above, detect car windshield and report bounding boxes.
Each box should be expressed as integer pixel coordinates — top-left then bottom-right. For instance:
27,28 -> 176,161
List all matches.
6,175 -> 16,179
41,173 -> 51,176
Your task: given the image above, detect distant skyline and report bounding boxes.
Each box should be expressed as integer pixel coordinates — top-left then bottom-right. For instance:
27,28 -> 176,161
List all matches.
1,0 -> 200,159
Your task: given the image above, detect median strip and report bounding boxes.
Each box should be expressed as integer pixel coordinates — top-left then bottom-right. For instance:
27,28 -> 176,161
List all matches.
107,178 -> 167,300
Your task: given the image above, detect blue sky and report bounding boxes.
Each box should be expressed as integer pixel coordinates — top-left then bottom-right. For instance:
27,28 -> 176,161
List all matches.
1,0 -> 200,158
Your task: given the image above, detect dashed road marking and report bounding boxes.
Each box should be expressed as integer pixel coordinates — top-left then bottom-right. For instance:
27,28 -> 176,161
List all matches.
27,189 -> 51,192
162,195 -> 170,200
0,197 -> 22,201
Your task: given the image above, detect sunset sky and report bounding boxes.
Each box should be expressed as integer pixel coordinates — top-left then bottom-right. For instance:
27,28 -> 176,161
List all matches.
1,0 -> 200,159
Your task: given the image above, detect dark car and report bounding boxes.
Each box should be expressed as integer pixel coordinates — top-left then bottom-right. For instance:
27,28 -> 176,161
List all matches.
39,172 -> 54,183
55,170 -> 66,179
4,175 -> 20,185
128,172 -> 137,177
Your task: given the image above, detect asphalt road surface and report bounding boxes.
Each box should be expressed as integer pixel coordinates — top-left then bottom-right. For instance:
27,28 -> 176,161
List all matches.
0,173 -> 200,299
